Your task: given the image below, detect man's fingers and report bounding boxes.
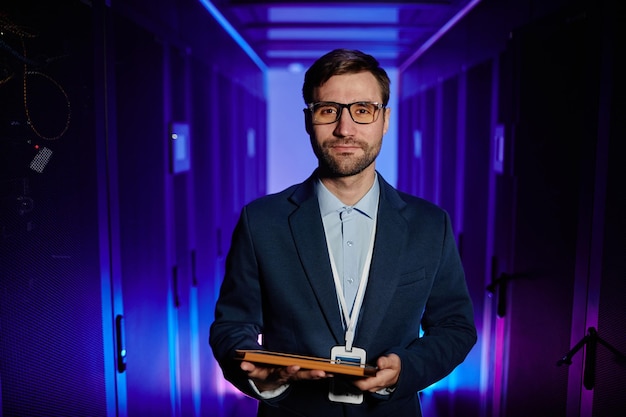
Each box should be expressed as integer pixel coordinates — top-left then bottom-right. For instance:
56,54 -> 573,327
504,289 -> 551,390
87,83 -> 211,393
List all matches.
283,368 -> 331,382
377,354 -> 401,371
240,361 -> 255,372
241,361 -> 331,384
377,356 -> 389,369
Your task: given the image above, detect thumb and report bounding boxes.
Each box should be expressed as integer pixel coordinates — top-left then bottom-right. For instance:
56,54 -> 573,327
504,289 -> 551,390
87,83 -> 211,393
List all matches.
377,356 -> 390,369
240,361 -> 255,372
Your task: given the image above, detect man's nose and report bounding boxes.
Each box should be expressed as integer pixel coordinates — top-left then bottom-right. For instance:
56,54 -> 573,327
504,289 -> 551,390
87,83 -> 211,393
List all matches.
334,107 -> 357,136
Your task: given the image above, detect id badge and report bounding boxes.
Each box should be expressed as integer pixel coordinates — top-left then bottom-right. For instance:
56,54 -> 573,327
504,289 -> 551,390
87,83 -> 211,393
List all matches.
328,346 -> 366,404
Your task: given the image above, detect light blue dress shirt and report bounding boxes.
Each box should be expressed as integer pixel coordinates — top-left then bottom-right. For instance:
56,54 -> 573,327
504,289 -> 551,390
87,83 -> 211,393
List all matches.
316,176 -> 380,322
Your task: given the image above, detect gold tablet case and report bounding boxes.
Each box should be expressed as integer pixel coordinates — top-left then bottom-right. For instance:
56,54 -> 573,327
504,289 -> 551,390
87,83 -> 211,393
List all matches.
235,349 -> 378,377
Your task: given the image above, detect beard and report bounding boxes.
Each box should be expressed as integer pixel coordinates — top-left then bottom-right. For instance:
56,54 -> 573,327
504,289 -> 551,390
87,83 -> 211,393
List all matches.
313,137 -> 382,178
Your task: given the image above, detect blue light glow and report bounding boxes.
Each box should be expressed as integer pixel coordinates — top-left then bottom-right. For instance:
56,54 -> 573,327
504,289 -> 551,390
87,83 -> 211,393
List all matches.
167,289 -> 181,416
399,0 -> 482,71
197,0 -> 267,71
269,7 -> 398,23
266,49 -> 398,59
190,287 -> 202,416
268,28 -> 398,41
287,62 -> 305,73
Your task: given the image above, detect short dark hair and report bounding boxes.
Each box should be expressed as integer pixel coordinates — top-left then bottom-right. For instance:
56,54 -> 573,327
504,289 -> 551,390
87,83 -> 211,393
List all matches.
302,49 -> 390,107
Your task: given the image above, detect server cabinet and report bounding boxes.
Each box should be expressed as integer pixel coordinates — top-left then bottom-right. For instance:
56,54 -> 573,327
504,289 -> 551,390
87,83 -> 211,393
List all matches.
493,2 -> 625,416
0,1 -> 113,415
1,0 -> 268,416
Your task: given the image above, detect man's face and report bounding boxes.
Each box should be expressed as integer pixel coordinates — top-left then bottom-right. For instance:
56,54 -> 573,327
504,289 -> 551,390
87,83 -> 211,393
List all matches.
307,72 -> 390,178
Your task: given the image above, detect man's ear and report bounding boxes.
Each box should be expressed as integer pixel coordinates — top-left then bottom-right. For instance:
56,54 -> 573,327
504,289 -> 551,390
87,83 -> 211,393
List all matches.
382,107 -> 391,135
304,109 -> 313,135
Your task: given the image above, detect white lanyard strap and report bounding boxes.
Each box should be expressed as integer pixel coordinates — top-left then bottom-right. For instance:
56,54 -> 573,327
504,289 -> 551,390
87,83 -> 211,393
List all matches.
326,216 -> 377,352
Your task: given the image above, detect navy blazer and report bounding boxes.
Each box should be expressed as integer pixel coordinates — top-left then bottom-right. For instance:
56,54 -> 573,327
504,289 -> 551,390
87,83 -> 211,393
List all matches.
210,173 -> 477,417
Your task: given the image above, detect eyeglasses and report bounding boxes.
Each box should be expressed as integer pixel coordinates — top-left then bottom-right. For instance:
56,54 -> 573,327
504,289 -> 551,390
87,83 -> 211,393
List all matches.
306,101 -> 385,125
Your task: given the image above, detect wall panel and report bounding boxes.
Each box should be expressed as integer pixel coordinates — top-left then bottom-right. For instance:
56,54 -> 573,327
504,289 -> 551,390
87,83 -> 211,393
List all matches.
438,76 -> 459,220
113,13 -> 174,415
0,1 -> 108,415
2,0 -> 267,415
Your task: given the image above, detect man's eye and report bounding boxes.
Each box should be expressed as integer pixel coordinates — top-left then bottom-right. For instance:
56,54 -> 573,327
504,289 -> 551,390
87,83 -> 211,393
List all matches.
354,104 -> 374,115
318,107 -> 337,115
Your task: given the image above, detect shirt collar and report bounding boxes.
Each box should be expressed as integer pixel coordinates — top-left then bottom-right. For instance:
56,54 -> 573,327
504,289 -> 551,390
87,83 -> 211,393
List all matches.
316,173 -> 380,219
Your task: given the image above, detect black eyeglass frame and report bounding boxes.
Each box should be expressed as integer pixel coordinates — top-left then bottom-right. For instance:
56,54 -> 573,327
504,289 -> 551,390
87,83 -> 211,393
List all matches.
305,101 -> 385,125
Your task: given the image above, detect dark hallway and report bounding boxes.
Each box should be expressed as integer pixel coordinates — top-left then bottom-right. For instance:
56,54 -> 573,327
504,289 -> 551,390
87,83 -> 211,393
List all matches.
1,0 -> 624,416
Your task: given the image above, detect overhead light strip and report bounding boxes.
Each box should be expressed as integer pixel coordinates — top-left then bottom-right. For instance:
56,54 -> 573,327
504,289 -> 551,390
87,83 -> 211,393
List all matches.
197,0 -> 267,71
268,28 -> 398,41
269,7 -> 398,23
399,0 -> 482,72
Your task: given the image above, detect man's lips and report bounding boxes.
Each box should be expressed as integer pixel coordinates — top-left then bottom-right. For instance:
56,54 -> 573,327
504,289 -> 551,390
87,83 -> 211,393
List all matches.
329,142 -> 362,152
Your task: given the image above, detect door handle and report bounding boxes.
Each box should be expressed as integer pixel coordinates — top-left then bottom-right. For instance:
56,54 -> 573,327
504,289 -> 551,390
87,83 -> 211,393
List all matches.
115,314 -> 127,373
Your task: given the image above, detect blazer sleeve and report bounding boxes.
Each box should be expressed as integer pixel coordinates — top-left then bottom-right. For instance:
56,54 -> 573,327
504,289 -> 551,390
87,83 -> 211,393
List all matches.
209,206 -> 269,399
388,210 -> 477,398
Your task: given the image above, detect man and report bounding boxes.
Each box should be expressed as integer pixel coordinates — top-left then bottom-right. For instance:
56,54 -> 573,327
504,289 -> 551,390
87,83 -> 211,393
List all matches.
210,49 -> 476,417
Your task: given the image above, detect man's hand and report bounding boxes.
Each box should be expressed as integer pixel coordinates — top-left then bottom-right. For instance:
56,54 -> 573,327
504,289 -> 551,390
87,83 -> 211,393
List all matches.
240,361 -> 332,392
352,353 -> 401,393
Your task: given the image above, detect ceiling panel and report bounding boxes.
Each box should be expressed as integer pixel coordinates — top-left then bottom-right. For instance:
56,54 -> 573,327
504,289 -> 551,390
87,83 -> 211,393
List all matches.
206,0 -> 480,69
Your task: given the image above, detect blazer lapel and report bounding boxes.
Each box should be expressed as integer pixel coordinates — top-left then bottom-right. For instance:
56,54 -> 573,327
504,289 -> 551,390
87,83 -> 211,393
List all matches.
354,178 -> 408,350
286,174 -> 410,350
288,178 -> 345,345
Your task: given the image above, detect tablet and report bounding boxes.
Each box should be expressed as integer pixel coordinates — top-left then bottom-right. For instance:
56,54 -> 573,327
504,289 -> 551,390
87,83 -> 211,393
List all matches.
235,349 -> 378,377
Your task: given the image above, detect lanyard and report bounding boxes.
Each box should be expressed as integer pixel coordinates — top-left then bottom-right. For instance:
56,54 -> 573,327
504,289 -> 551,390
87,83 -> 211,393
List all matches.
325,215 -> 377,352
